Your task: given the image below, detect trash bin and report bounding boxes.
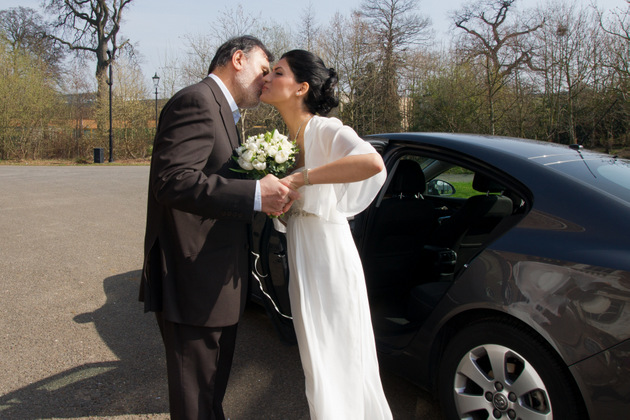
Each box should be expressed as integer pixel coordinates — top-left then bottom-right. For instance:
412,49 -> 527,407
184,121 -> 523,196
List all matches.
94,148 -> 104,163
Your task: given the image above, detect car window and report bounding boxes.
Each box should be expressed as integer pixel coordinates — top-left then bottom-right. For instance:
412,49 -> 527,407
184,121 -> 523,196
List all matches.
549,157 -> 630,204
427,166 -> 475,199
395,155 -> 516,200
596,160 -> 630,197
401,156 -> 434,171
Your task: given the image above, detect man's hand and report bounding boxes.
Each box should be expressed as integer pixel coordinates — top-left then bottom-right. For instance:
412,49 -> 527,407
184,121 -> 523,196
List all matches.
259,174 -> 299,216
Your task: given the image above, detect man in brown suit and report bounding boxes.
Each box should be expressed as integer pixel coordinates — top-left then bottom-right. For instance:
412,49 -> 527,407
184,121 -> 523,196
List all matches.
140,36 -> 297,420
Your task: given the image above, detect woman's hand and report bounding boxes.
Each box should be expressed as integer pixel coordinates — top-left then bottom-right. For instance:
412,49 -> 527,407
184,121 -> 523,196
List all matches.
281,171 -> 305,191
260,174 -> 300,216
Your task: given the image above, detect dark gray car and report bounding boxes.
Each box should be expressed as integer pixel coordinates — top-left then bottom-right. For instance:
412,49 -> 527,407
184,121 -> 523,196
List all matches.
250,133 -> 630,420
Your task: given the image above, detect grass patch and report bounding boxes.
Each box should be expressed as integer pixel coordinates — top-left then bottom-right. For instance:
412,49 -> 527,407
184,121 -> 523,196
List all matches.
451,182 -> 476,198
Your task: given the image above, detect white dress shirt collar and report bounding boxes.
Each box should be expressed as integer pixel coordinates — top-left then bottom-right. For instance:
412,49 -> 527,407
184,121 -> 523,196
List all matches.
208,73 -> 241,124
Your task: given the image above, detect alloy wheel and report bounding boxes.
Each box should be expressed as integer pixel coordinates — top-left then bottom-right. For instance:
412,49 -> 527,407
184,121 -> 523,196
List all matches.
452,343 -> 551,419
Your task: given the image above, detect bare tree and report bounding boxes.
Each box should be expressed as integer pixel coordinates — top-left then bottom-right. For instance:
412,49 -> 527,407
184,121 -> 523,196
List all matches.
318,11 -> 380,132
299,2 -> 320,51
0,6 -> 65,76
361,0 -> 432,56
182,5 -> 266,84
156,49 -> 187,99
399,49 -> 438,130
182,33 -> 218,83
597,1 -> 630,97
61,62 -> 96,159
587,1 -> 630,149
106,56 -> 152,158
209,4 -> 262,43
42,0 -> 135,112
530,1 -> 607,144
454,0 -> 543,134
360,0 -> 432,132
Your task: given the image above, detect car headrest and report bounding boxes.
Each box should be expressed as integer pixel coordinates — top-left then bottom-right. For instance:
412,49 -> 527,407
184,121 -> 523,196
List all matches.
389,160 -> 426,196
473,173 -> 505,193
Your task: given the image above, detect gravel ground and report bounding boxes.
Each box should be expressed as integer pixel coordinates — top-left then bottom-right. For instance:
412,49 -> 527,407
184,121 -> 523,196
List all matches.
0,165 -> 442,420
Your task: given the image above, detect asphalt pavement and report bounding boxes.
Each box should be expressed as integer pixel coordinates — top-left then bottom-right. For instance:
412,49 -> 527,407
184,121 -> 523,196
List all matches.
0,165 -> 442,419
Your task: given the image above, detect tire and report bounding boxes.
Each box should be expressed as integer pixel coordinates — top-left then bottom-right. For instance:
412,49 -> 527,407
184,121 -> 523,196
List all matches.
438,319 -> 587,420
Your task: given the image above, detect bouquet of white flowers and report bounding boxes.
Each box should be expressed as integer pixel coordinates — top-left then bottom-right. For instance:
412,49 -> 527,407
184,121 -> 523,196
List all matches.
232,129 -> 298,179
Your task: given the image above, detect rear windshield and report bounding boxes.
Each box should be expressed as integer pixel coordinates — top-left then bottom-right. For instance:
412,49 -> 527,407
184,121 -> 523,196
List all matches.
551,156 -> 630,204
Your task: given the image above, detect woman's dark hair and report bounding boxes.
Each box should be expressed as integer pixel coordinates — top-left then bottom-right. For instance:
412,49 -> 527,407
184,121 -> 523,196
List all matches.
281,49 -> 339,116
208,35 -> 274,74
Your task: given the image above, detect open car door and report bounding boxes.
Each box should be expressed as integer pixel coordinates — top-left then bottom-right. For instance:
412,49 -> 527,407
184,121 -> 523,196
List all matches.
249,212 -> 296,344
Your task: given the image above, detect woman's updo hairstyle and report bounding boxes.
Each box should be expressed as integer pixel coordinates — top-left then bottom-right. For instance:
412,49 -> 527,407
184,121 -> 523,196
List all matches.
281,49 -> 339,116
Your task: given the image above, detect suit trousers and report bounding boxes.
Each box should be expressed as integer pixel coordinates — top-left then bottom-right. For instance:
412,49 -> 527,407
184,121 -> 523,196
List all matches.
156,312 -> 238,420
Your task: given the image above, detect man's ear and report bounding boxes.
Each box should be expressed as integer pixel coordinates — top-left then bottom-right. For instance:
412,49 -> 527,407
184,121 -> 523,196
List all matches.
232,50 -> 245,70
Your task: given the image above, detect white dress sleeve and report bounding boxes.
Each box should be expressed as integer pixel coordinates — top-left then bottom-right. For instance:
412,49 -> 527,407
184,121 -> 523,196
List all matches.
300,116 -> 386,223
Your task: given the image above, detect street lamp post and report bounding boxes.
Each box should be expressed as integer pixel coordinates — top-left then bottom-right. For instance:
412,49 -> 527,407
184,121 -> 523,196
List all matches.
152,72 -> 160,132
107,50 -> 113,162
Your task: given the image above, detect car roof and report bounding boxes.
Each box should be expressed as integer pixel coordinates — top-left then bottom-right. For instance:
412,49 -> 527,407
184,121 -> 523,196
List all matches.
368,132 -> 630,208
366,132 -> 602,166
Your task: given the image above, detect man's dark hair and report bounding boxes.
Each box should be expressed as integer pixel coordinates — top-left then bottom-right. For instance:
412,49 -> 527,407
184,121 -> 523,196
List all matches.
208,35 -> 273,74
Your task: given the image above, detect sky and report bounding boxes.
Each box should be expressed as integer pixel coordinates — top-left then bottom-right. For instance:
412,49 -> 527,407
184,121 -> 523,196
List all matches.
1,0 -> 627,87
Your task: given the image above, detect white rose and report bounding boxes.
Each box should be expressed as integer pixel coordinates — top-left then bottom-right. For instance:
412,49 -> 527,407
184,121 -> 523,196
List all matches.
275,149 -> 290,164
241,149 -> 254,162
252,159 -> 267,171
267,145 -> 279,157
238,157 -> 254,171
281,139 -> 293,150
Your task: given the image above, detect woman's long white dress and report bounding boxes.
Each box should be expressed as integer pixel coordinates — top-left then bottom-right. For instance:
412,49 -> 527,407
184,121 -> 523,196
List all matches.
278,116 -> 392,420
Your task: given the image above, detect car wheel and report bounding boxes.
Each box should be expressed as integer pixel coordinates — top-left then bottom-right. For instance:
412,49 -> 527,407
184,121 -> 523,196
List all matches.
438,319 -> 586,420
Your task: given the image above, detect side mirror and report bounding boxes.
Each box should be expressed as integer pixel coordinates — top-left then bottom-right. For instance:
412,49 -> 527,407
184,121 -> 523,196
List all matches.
427,179 -> 456,196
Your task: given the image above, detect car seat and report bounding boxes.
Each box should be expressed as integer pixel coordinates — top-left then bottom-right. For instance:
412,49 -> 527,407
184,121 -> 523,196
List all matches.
406,173 -> 513,322
432,172 -> 513,268
364,160 -> 438,295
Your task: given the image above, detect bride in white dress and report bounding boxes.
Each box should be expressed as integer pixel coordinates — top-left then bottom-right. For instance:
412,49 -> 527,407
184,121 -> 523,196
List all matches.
260,50 -> 392,420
